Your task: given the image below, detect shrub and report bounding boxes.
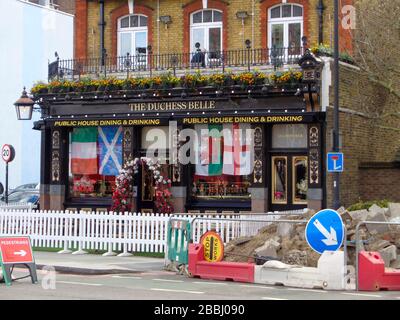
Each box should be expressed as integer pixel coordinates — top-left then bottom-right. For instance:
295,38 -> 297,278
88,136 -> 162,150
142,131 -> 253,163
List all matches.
347,199 -> 390,211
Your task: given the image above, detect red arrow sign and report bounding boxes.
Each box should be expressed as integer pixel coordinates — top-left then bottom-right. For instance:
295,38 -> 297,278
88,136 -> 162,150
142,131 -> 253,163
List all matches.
0,237 -> 34,264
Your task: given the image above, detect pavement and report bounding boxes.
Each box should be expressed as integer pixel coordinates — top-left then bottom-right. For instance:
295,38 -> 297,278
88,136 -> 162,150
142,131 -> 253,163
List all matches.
30,251 -> 166,275
1,251 -> 400,300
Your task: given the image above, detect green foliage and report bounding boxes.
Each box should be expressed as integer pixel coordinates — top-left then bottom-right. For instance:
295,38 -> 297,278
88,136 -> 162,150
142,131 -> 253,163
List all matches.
311,43 -> 355,64
31,70 -> 304,95
347,199 -> 390,211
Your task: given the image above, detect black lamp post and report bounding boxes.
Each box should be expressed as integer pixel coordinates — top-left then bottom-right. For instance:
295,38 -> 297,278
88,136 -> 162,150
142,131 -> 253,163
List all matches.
14,87 -> 35,121
245,39 -> 251,71
333,0 -> 341,209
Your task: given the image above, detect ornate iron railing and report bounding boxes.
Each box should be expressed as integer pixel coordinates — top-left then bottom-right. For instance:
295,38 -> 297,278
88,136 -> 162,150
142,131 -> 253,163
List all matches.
49,47 -> 304,80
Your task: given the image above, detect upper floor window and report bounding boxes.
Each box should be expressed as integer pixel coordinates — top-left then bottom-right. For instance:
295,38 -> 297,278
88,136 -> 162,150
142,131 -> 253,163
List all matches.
190,9 -> 223,57
268,4 -> 303,56
118,14 -> 148,63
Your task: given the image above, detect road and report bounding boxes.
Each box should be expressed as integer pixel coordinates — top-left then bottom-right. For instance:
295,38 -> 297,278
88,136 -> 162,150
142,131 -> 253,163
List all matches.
1,268 -> 399,300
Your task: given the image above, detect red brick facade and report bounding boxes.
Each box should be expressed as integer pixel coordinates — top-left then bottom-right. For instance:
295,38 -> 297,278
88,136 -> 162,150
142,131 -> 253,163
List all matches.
74,0 -> 88,59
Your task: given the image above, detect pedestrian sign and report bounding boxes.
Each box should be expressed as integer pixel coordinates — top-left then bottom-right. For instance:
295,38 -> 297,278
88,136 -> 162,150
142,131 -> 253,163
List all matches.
0,236 -> 37,286
327,152 -> 344,172
305,209 -> 344,254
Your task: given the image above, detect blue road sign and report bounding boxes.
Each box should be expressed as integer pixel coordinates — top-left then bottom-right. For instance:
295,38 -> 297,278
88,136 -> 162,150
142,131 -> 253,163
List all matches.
305,209 -> 344,254
327,152 -> 344,172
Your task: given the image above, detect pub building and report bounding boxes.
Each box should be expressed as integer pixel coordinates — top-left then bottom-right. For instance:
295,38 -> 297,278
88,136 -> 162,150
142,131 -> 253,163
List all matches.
23,0 -> 358,214
29,49 -> 325,214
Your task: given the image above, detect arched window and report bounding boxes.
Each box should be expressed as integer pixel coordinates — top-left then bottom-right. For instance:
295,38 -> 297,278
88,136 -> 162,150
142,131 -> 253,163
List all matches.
268,4 -> 303,56
118,14 -> 148,57
190,9 -> 223,54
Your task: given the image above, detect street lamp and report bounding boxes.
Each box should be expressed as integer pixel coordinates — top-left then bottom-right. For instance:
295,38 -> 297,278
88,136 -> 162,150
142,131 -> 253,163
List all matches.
14,87 -> 35,120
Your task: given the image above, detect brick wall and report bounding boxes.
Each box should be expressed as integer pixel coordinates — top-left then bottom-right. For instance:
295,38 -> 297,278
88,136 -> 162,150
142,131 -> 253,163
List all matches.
359,167 -> 400,202
80,0 -> 353,59
325,62 -> 400,207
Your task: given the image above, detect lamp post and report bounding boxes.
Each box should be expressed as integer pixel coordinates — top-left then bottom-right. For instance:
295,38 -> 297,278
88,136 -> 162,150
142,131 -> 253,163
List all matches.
14,87 -> 35,121
245,39 -> 251,72
333,0 -> 341,209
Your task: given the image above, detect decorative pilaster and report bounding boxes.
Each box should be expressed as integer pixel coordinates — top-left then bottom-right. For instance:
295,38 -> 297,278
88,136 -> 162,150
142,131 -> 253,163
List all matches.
307,124 -> 323,210
253,126 -> 263,185
123,127 -> 133,164
51,130 -> 60,183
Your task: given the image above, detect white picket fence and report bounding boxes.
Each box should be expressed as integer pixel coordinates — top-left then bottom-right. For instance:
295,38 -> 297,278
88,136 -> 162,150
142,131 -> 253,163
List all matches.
0,209 -> 306,254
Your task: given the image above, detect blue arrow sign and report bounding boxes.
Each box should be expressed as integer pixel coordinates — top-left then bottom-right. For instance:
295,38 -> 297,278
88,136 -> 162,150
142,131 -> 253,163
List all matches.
305,209 -> 344,254
327,152 -> 344,172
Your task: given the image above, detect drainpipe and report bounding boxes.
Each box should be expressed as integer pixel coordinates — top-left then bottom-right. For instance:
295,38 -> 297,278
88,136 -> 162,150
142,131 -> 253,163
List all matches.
317,0 -> 325,45
99,0 -> 106,65
252,0 -> 255,46
157,0 -> 160,56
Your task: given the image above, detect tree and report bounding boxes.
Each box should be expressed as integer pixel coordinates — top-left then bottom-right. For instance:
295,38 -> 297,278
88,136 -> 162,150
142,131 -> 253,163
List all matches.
354,0 -> 400,114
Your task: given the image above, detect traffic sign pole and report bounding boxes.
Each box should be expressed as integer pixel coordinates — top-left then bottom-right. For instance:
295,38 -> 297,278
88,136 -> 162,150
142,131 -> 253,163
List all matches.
5,162 -> 8,204
2,144 -> 15,205
333,0 -> 341,210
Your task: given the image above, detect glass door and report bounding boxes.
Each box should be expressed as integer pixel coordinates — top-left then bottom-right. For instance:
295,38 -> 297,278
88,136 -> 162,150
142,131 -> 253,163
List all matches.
135,31 -> 148,70
270,155 -> 308,210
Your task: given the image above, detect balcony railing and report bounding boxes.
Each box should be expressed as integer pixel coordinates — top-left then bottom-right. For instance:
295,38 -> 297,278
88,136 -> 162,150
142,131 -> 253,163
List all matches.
49,47 -> 304,80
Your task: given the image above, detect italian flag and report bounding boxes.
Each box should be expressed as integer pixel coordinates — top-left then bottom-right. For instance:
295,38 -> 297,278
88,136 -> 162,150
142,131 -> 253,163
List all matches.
71,127 -> 98,175
195,124 -> 223,176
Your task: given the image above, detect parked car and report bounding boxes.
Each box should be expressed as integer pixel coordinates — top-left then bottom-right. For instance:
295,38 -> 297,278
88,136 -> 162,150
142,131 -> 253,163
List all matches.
11,183 -> 39,192
0,190 -> 40,208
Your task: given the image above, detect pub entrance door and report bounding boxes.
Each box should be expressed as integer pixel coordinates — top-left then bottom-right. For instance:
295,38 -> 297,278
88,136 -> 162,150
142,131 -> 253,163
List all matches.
136,164 -> 155,213
136,161 -> 171,213
269,154 -> 308,211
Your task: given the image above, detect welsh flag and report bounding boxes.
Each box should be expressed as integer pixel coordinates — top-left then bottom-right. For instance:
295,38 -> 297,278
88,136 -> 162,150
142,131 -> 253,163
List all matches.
195,124 -> 223,176
222,123 -> 253,176
71,127 -> 98,175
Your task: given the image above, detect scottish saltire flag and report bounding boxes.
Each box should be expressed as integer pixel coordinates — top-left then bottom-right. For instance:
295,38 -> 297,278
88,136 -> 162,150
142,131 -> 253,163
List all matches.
98,126 -> 123,176
195,124 -> 223,176
222,123 -> 253,176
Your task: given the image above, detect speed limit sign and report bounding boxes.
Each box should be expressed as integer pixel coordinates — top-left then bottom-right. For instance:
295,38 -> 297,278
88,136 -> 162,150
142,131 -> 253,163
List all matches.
2,144 -> 15,163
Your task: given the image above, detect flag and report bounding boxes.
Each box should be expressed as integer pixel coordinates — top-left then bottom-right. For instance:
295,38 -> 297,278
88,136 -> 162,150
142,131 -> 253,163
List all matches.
71,127 -> 98,175
98,126 -> 123,176
195,124 -> 223,176
222,123 -> 253,176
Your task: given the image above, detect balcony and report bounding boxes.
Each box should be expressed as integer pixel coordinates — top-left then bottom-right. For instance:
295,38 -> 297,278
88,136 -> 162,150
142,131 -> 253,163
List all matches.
48,47 -> 305,81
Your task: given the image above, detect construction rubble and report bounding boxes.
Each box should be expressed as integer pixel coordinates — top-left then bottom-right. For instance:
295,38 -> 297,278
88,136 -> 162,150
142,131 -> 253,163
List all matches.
224,203 -> 400,268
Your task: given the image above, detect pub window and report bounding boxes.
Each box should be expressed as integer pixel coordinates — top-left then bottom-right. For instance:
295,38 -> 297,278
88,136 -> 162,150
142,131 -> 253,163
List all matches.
118,14 -> 148,67
190,9 -> 222,56
271,156 -> 287,204
68,126 -> 123,199
191,124 -> 253,200
272,124 -> 307,149
293,156 -> 308,204
268,4 -> 303,56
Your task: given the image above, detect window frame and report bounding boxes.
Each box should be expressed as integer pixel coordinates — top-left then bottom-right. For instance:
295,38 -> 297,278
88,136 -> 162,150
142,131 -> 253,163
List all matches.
271,156 -> 288,205
268,4 -> 303,50
292,156 -> 308,205
117,14 -> 148,57
190,9 -> 223,53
